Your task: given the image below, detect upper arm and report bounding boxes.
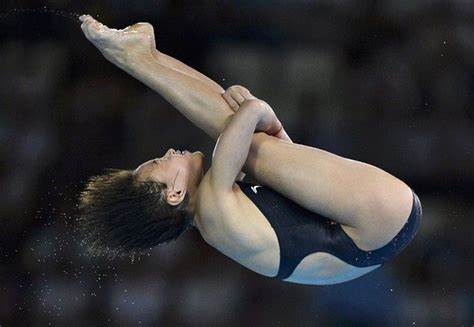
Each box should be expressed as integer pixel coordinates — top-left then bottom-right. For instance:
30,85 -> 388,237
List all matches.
209,100 -> 265,193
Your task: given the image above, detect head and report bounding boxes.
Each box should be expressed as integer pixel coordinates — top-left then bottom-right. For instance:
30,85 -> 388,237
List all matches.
77,148 -> 204,259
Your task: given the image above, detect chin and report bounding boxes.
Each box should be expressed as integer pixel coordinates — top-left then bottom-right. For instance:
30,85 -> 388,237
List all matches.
191,150 -> 204,157
190,150 -> 204,162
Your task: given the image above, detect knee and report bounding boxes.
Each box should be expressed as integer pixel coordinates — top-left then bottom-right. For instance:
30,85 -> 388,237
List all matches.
352,182 -> 414,249
363,180 -> 414,228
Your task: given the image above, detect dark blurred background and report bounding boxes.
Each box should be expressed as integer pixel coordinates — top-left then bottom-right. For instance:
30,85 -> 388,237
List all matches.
1,0 -> 473,326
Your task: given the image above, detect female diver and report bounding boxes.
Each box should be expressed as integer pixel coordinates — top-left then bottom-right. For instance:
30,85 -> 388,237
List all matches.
77,15 -> 421,285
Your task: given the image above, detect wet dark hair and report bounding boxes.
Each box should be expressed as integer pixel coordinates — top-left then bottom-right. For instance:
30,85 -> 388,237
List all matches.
76,168 -> 192,259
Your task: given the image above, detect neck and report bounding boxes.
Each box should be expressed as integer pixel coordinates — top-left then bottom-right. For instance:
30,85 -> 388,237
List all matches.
187,172 -> 206,229
187,188 -> 200,229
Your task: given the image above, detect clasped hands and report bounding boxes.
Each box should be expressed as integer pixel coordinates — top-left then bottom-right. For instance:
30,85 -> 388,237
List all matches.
222,85 -> 293,143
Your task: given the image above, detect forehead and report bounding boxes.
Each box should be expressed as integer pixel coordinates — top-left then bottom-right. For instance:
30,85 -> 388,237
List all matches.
133,160 -> 161,181
134,159 -> 154,172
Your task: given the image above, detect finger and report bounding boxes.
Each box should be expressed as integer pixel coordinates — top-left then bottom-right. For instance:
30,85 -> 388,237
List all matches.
242,88 -> 256,100
275,128 -> 293,143
232,93 -> 246,105
222,93 -> 239,111
267,118 -> 283,136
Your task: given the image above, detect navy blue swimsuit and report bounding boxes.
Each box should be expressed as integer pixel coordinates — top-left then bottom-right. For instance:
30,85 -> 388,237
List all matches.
236,182 -> 422,280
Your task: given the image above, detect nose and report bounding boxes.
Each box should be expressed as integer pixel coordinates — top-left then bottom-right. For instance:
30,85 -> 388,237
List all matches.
163,148 -> 175,157
161,148 -> 179,159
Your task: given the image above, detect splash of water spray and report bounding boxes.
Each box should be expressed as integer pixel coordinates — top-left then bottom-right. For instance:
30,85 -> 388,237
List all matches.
0,6 -> 86,24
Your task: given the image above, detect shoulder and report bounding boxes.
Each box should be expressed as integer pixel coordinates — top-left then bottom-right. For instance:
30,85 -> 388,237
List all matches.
195,176 -> 273,250
199,171 -> 244,210
194,173 -> 240,232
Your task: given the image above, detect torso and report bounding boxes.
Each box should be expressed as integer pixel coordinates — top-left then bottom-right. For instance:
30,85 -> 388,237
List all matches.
195,173 -> 380,285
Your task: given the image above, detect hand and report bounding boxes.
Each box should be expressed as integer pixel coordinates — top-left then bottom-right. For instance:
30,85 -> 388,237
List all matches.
257,104 -> 292,143
222,85 -> 256,111
222,86 -> 292,142
79,14 -> 157,70
238,99 -> 288,141
228,92 -> 292,143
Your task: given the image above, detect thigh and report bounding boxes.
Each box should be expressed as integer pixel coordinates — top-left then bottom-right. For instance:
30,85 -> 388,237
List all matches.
243,133 -> 414,251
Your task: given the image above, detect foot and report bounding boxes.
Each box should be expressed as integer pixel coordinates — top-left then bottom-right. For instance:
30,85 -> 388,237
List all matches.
79,14 -> 157,69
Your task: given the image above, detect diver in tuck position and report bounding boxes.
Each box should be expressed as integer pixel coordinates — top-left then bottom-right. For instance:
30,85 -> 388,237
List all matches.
77,15 -> 422,285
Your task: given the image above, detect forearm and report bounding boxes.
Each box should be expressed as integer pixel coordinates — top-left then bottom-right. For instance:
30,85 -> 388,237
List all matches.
211,103 -> 265,189
126,55 -> 233,140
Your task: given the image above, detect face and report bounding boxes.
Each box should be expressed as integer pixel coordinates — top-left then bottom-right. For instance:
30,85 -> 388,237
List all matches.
133,149 -> 205,205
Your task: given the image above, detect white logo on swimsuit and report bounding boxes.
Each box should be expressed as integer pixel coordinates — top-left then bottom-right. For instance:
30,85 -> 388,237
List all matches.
251,185 -> 262,194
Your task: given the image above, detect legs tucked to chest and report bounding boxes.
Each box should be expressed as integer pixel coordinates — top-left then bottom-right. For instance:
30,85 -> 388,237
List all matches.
243,133 -> 415,252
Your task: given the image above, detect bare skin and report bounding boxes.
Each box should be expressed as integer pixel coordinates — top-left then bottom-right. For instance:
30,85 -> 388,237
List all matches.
133,149 -> 205,211
80,15 -> 414,285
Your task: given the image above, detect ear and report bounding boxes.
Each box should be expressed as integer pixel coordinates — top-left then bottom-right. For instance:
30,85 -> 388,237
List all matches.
165,188 -> 187,206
